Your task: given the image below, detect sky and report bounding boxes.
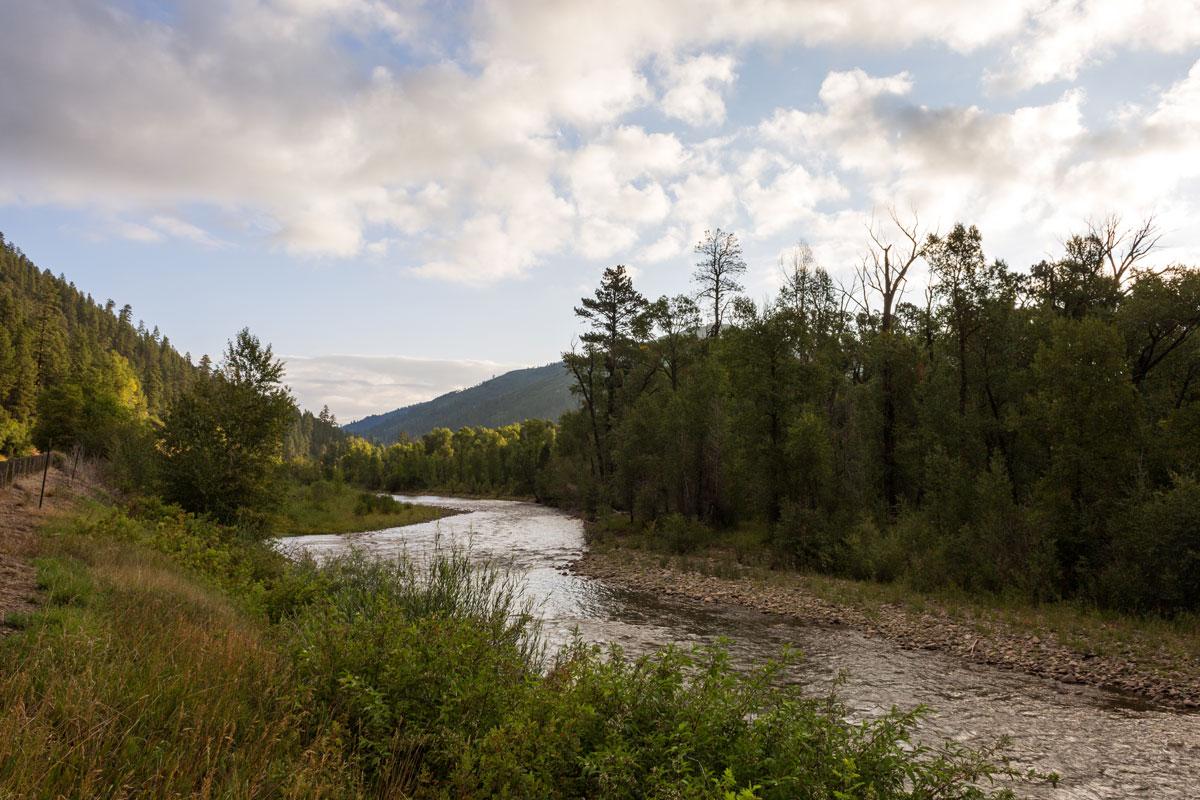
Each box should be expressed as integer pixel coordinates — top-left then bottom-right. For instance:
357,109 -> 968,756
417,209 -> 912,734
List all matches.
2,0 -> 1199,421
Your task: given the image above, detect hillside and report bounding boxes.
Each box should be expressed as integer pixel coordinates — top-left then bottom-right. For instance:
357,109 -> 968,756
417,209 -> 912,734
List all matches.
0,232 -> 198,454
344,362 -> 577,442
0,232 -> 339,461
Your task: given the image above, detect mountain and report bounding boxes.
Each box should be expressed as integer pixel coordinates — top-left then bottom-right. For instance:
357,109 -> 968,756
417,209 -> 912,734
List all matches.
343,362 -> 577,443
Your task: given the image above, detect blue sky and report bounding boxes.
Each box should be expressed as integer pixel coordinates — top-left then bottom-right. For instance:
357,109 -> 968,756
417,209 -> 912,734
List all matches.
2,0 -> 1199,420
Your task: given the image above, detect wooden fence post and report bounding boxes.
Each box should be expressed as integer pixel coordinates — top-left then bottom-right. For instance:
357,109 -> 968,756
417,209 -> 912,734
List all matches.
38,444 -> 52,509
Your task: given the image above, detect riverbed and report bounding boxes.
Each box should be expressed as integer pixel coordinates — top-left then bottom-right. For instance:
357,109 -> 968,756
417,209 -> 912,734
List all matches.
280,495 -> 1200,799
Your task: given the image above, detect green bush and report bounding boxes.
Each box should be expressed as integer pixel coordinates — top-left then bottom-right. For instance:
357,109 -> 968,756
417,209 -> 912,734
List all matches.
17,502 -> 1032,799
352,492 -> 410,516
1098,477 -> 1200,613
282,548 -> 1027,799
651,512 -> 712,554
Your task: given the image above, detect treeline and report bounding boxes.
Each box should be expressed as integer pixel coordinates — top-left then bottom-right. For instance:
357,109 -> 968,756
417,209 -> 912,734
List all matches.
541,218 -> 1200,613
322,217 -> 1200,615
0,232 -> 342,518
328,419 -> 557,497
0,232 -> 195,454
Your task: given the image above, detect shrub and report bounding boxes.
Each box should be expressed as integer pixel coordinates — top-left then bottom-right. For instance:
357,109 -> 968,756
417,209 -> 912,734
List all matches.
9,503 -> 1032,799
1098,476 -> 1200,613
651,512 -> 712,554
352,492 -> 409,516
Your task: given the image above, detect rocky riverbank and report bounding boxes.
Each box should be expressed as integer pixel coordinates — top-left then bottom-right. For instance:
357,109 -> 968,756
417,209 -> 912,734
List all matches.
573,547 -> 1200,711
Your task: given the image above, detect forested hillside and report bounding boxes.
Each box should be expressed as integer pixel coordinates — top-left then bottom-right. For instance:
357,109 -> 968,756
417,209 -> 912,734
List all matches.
0,232 -> 195,455
0,232 -> 339,466
344,362 -> 575,442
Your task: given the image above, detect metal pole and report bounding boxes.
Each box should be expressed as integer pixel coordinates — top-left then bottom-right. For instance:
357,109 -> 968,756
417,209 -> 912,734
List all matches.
38,444 -> 52,509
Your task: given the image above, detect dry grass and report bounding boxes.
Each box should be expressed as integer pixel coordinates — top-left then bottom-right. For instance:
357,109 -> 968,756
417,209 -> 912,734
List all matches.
0,537 -> 364,799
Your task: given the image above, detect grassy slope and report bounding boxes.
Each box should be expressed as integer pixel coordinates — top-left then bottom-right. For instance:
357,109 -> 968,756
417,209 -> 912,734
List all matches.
0,495 -> 1035,799
273,480 -> 454,536
0,510 -> 363,797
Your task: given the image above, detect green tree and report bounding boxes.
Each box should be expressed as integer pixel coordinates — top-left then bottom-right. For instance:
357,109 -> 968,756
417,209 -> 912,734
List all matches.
159,329 -> 294,524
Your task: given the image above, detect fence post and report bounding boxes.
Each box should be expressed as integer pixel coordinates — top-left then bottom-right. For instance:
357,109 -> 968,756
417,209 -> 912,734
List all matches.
71,446 -> 80,485
38,444 -> 52,509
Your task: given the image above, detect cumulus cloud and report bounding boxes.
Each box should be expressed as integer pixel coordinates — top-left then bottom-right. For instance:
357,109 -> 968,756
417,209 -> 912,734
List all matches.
282,353 -> 522,422
660,53 -> 737,126
2,0 -> 1200,287
757,61 -> 1200,270
987,0 -> 1200,91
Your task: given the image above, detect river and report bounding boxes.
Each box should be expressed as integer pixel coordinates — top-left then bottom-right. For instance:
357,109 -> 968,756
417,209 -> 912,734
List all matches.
280,495 -> 1200,799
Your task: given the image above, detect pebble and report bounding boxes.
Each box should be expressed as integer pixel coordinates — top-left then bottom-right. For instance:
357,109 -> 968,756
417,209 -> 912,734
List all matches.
572,549 -> 1200,710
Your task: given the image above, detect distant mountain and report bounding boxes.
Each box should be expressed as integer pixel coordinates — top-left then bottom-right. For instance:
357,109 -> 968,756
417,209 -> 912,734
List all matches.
343,362 -> 577,443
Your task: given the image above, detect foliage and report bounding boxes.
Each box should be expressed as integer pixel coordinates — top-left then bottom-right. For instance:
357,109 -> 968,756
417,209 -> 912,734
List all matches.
0,232 -> 195,457
158,329 -> 296,523
540,221 -> 1200,614
1,502 -> 1030,799
326,418 -> 558,499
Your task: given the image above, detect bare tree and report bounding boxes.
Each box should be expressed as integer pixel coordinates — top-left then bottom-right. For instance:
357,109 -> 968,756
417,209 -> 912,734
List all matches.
859,207 -> 925,335
693,228 -> 747,337
1088,214 -> 1162,288
854,207 -> 926,514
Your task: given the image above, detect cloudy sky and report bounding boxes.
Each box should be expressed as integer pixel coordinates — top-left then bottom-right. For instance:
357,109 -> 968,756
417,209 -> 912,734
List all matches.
2,0 -> 1199,420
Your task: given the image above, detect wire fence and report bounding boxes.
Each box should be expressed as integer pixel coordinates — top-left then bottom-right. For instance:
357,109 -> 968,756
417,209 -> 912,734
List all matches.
0,452 -> 52,491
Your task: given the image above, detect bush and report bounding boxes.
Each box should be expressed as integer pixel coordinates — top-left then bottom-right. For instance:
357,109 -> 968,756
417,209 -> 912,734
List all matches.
1098,477 -> 1200,613
352,492 -> 409,516
283,548 -> 1027,799
773,501 -> 841,572
12,502 -> 1031,799
651,512 -> 712,554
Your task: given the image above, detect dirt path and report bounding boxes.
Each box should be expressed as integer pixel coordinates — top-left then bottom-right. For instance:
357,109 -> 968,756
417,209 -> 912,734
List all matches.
574,548 -> 1200,711
0,458 -> 106,634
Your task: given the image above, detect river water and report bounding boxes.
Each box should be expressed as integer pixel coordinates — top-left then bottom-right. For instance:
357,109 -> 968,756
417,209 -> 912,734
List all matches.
280,496 -> 1200,799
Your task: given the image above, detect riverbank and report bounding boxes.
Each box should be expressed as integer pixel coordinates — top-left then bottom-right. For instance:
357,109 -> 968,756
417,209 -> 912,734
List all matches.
574,544 -> 1200,710
1,491 -> 1025,797
273,479 -> 457,536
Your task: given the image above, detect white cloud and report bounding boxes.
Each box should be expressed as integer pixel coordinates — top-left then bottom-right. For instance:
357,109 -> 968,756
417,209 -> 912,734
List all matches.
117,221 -> 165,244
3,0 -> 1200,288
740,154 -> 848,236
282,353 -> 523,422
987,0 -> 1200,91
660,53 -> 737,126
757,61 -> 1200,271
148,215 -> 226,248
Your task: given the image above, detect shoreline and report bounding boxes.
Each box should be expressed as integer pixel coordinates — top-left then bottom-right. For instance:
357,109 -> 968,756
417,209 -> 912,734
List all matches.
572,546 -> 1200,711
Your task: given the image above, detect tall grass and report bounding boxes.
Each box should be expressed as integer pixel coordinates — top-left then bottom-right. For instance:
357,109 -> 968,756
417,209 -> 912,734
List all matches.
0,541 -> 363,798
0,501 -> 1039,799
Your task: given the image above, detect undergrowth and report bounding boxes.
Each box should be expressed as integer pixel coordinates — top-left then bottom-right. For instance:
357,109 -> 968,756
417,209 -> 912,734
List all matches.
0,498 -> 1042,798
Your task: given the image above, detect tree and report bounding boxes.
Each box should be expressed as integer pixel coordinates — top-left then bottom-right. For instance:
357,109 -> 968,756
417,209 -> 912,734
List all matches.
648,294 -> 700,391
926,224 -> 987,417
854,209 -> 924,512
1030,234 -> 1120,319
1088,214 -> 1161,289
159,329 -> 295,524
565,265 -> 649,481
693,229 -> 747,337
